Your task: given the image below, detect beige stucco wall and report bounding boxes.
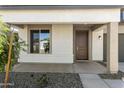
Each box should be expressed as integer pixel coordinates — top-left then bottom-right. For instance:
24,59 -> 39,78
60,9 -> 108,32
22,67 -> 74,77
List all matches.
0,8 -> 122,63
93,24 -> 124,62
92,26 -> 104,61
104,24 -> 124,33
118,24 -> 124,33
18,24 -> 73,63
18,24 -> 124,63
107,22 -> 119,73
0,9 -> 120,23
90,24 -> 124,61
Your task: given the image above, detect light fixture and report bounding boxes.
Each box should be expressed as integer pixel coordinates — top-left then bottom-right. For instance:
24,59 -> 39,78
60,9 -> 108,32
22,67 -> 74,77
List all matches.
98,35 -> 102,40
10,25 -> 19,32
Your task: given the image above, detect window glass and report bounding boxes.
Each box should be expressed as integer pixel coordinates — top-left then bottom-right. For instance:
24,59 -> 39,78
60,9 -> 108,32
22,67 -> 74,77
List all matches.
30,29 -> 50,54
121,10 -> 124,21
30,30 -> 39,53
40,30 -> 50,54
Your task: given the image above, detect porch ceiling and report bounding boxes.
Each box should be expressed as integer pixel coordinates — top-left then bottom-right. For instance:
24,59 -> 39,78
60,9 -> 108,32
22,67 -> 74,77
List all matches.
9,24 -> 105,31
73,24 -> 104,31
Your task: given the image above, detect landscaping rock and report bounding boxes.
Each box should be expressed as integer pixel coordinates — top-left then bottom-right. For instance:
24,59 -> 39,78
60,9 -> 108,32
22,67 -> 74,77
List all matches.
0,72 -> 83,88
99,71 -> 124,79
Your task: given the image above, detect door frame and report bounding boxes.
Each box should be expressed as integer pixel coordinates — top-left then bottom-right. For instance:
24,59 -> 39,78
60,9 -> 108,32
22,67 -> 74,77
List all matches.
73,30 -> 89,62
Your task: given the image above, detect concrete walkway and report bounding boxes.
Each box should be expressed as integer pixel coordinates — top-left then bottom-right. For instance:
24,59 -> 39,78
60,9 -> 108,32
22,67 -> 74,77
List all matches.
79,74 -> 109,88
79,74 -> 124,88
119,62 -> 124,72
14,62 -> 106,74
103,79 -> 124,88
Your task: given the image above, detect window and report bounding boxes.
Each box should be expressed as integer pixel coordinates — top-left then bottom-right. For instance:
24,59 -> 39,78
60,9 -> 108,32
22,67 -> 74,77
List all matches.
30,29 -> 51,54
121,9 -> 124,21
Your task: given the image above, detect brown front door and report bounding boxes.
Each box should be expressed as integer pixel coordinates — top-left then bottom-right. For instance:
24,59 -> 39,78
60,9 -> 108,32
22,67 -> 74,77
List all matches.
75,31 -> 88,60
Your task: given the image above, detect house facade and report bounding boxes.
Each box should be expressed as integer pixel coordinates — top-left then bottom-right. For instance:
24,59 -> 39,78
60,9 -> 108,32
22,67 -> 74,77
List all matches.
0,5 -> 124,73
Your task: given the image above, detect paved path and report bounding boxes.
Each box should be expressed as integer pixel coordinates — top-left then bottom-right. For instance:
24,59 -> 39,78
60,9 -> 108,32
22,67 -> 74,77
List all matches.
119,62 -> 124,72
103,79 -> 124,88
79,74 -> 124,88
79,74 -> 109,88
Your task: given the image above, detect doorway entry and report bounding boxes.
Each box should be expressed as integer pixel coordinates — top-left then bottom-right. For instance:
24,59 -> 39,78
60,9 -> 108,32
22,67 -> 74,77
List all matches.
75,30 -> 88,60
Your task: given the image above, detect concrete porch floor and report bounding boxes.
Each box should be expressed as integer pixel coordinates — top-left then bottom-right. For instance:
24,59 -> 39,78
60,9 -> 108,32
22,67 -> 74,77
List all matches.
14,62 -> 106,74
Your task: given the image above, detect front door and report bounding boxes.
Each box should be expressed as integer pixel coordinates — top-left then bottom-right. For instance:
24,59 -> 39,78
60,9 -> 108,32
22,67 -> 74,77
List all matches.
75,31 -> 88,60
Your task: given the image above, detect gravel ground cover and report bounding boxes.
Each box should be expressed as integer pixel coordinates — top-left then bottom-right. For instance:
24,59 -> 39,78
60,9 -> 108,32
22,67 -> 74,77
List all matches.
0,72 -> 83,88
99,71 -> 124,80
97,62 -> 124,79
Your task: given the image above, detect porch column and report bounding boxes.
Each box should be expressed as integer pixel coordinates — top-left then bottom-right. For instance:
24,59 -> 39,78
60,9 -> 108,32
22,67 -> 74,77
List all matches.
107,22 -> 118,73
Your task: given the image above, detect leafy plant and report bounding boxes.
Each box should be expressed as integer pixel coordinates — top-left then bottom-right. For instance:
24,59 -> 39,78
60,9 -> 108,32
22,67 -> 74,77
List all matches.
0,19 -> 26,72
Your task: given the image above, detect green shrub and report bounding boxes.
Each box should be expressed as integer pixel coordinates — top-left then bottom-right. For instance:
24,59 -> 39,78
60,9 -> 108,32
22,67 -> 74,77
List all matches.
0,19 -> 26,72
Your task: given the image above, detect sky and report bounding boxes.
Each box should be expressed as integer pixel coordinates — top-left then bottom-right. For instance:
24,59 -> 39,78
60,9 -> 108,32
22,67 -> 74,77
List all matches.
33,32 -> 49,40
0,0 -> 124,5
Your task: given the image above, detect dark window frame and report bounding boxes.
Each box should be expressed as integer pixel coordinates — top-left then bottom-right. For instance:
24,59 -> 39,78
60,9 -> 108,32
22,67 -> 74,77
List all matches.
30,29 -> 51,54
121,9 -> 124,22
